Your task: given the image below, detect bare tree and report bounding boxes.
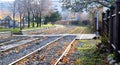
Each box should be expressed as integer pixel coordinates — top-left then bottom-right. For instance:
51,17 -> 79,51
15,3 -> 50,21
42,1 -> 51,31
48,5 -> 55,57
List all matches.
36,0 -> 52,27
9,1 -> 17,28
12,0 -> 52,28
15,0 -> 25,29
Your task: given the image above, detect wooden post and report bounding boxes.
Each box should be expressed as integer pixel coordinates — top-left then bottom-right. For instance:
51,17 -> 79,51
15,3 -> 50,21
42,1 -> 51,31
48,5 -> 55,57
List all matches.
115,0 -> 120,62
109,5 -> 115,53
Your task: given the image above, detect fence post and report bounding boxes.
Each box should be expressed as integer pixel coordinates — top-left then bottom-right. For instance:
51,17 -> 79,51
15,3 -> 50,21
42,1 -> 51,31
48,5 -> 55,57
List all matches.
106,10 -> 110,38
101,12 -> 105,44
102,12 -> 105,34
115,0 -> 120,62
104,12 -> 107,36
109,5 -> 114,53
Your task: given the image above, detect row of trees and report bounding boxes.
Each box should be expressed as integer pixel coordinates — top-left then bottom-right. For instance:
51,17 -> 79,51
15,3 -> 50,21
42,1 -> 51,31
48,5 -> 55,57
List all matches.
9,0 -> 61,29
61,0 -> 115,31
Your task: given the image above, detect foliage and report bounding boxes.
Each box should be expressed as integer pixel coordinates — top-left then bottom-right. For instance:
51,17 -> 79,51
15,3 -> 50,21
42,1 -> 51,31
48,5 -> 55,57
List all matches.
82,20 -> 90,26
71,21 -> 80,25
108,53 -> 115,59
44,16 -> 50,24
101,34 -> 109,44
61,0 -> 115,12
72,20 -> 90,26
44,11 -> 61,24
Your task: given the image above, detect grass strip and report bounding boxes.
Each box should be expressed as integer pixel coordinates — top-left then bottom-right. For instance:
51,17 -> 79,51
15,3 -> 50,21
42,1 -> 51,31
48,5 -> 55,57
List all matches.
75,40 -> 109,65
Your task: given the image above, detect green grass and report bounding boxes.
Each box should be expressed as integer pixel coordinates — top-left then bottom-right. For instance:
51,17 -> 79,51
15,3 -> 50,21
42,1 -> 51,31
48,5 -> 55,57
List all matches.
0,24 -> 56,33
75,40 -> 108,65
0,28 -> 20,33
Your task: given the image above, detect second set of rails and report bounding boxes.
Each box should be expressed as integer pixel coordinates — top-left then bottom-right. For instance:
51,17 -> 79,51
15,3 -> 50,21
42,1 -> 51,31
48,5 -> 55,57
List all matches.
0,35 -> 78,65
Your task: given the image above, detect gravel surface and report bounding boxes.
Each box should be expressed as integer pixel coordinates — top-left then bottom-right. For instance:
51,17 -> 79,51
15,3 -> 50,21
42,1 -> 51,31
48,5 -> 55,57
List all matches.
0,36 -> 26,44
0,36 -> 60,65
57,41 -> 84,65
15,35 -> 76,65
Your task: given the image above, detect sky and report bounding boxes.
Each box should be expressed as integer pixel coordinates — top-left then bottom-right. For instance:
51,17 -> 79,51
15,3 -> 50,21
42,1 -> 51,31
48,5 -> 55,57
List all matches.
0,0 -> 14,2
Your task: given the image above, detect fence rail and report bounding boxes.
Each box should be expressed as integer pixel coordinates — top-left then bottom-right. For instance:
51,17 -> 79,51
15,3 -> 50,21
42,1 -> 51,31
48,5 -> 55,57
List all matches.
101,0 -> 120,62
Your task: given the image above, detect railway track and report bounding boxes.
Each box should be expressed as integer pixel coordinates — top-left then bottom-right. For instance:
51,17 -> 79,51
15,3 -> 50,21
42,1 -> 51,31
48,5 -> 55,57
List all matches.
0,26 -> 83,65
0,36 -> 61,65
0,36 -> 30,46
0,36 -> 44,51
8,35 -> 76,65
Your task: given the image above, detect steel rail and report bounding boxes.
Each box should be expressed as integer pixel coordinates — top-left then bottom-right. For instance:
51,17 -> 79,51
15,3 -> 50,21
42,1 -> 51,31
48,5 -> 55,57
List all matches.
9,36 -> 64,65
54,32 -> 83,65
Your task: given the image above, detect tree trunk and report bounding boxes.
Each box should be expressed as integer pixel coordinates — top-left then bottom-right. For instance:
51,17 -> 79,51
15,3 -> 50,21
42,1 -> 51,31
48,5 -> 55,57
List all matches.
23,14 -> 25,28
28,11 -> 30,28
13,13 -> 15,29
39,12 -> 41,27
32,14 -> 35,27
20,13 -> 22,30
36,14 -> 39,27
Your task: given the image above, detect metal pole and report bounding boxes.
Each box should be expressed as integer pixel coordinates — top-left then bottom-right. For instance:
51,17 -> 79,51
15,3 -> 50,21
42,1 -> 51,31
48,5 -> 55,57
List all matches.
96,11 -> 99,37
